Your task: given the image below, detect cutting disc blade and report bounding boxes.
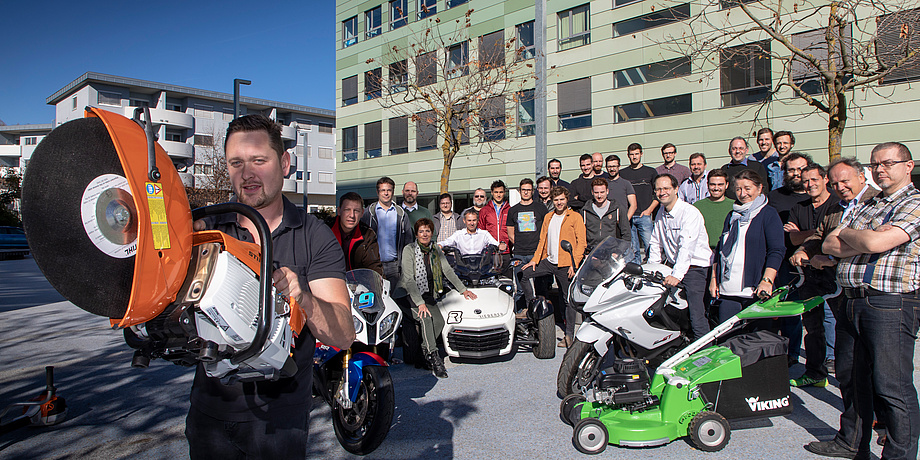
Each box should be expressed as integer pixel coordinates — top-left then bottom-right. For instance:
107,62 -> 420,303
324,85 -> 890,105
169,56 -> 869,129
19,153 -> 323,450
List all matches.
22,117 -> 135,318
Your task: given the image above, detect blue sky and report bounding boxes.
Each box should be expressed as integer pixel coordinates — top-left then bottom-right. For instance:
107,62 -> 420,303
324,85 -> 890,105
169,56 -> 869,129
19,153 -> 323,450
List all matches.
0,1 -> 336,126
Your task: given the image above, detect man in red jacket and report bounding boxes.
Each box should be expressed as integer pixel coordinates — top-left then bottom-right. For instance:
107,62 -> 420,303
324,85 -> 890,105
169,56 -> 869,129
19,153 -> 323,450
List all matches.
478,180 -> 511,272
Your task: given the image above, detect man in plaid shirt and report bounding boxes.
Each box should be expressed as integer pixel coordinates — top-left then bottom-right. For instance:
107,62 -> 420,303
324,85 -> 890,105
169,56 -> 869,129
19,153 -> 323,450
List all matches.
806,142 -> 920,460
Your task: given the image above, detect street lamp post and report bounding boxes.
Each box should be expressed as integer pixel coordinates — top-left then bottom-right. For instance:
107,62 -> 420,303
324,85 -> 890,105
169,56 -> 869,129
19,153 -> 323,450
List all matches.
233,79 -> 251,119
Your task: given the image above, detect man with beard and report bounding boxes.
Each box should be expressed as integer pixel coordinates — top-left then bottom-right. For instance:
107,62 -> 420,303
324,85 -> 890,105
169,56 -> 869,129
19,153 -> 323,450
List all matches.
548,158 -> 570,190
751,128 -> 783,190
402,181 -> 431,227
678,153 -> 709,204
569,154 -> 597,210
187,115 -> 354,459
769,152 -> 812,365
592,152 -> 609,179
463,188 -> 488,216
721,137 -> 770,201
506,178 -> 549,313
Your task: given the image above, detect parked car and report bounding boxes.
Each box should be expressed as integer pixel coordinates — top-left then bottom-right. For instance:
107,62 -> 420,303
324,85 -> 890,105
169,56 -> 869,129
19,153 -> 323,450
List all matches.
0,226 -> 29,259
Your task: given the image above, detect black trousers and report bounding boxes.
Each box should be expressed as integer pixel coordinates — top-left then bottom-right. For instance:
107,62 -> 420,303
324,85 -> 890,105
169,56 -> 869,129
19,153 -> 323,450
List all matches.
186,406 -> 309,460
524,259 -> 574,338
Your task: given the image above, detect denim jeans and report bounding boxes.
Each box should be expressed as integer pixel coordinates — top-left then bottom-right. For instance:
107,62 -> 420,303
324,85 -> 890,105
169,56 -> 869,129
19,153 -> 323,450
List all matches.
512,253 -> 535,303
824,300 -> 836,360
629,215 -> 653,265
839,292 -> 920,460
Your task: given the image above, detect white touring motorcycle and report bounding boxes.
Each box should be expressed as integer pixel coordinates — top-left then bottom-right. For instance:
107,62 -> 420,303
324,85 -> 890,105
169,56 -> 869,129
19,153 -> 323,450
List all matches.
438,247 -> 555,360
557,237 -> 693,397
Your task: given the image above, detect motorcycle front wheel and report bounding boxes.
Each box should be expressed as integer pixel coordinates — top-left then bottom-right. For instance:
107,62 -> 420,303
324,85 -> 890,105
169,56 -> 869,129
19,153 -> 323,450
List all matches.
332,365 -> 395,455
556,339 -> 599,398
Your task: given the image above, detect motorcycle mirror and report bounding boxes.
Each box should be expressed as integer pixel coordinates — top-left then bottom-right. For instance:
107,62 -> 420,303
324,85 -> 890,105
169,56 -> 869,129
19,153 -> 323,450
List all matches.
624,262 -> 643,276
561,240 -> 573,253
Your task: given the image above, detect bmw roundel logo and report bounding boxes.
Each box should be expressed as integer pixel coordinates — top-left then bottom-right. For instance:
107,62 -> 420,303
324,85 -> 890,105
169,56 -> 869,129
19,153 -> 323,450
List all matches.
474,309 -> 482,314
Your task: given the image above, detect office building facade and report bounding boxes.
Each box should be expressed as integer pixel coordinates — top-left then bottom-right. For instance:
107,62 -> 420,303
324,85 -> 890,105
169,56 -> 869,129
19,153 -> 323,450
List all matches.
335,0 -> 920,201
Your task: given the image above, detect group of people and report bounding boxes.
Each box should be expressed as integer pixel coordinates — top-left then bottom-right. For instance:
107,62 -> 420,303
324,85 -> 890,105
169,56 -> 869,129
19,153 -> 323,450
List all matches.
188,112 -> 918,460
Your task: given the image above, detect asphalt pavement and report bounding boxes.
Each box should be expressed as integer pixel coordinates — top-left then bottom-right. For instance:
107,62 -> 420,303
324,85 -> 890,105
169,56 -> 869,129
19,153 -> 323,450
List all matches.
1,257 -> 915,459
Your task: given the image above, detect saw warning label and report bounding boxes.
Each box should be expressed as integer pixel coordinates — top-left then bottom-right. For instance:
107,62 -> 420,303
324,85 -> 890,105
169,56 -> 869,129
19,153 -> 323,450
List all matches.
145,182 -> 171,250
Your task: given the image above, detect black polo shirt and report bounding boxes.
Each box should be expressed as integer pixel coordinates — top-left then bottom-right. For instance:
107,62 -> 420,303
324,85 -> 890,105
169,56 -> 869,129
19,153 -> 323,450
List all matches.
190,196 -> 345,422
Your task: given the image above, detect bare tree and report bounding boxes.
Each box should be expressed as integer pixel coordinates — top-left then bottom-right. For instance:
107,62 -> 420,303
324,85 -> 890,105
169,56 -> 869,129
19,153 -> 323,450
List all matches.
663,0 -> 920,161
366,8 -> 539,193
185,128 -> 232,209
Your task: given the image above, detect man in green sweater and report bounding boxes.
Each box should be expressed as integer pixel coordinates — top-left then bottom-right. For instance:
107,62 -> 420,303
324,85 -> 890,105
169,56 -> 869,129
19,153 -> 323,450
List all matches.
693,169 -> 734,252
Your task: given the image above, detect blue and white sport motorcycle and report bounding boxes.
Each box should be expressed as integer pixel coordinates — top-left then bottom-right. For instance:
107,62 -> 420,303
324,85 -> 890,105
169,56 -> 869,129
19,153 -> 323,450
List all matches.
313,269 -> 402,455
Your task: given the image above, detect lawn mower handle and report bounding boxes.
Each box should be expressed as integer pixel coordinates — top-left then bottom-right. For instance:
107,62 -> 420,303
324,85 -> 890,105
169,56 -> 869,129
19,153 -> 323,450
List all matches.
192,202 -> 273,366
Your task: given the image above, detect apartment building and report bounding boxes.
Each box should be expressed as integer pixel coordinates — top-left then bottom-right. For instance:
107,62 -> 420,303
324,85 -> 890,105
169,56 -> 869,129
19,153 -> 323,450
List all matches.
335,0 -> 920,202
45,72 -> 338,209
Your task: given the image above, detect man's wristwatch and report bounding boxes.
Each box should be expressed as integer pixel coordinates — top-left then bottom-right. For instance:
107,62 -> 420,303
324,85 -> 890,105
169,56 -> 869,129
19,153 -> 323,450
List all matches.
761,277 -> 773,285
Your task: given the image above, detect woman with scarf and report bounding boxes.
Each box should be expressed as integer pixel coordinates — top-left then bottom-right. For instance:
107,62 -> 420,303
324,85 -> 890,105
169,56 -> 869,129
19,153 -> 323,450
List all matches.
399,218 -> 477,378
710,169 -> 785,322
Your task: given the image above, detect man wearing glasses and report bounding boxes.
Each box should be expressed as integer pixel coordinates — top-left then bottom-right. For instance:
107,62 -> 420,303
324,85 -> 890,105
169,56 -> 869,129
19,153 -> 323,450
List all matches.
809,142 -> 920,460
463,188 -> 488,216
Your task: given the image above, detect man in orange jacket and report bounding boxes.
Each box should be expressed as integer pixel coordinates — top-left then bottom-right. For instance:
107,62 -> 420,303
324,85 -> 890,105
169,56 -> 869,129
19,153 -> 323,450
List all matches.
522,186 -> 587,347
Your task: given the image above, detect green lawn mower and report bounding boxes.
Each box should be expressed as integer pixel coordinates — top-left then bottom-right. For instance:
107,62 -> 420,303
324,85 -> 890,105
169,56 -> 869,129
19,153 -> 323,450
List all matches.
561,285 -> 823,454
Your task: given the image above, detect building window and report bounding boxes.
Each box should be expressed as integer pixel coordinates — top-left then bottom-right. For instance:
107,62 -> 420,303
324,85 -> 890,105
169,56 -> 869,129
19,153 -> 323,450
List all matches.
318,147 -> 335,159
615,0 -> 641,7
721,41 -> 771,107
24,137 -> 38,146
166,102 -> 183,112
416,111 -> 438,151
615,57 -> 692,88
416,51 -> 437,86
194,134 -> 214,146
165,130 -> 183,142
876,9 -> 920,85
447,42 -> 469,78
557,78 -> 591,130
366,6 -> 382,39
194,105 -> 213,119
129,98 -> 149,108
419,0 -> 436,19
791,26 -> 852,95
365,121 -> 382,158
480,96 -> 506,141
558,4 -> 590,51
343,16 -> 358,47
516,89 -> 536,137
296,171 -> 304,180
343,126 -> 358,162
318,172 -> 334,183
97,91 -> 121,106
318,123 -> 334,134
516,21 -> 535,60
479,31 -> 505,69
720,0 -> 757,10
615,94 -> 692,122
390,116 -> 409,154
613,4 -> 690,37
391,0 -> 408,29
194,164 -> 214,175
342,75 -> 358,106
389,60 -> 409,93
448,0 -> 468,8
365,68 -> 382,100
72,97 -> 77,110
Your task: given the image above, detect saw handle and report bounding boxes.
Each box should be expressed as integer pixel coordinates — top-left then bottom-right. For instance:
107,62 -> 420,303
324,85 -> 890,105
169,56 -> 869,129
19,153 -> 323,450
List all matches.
192,202 -> 273,366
